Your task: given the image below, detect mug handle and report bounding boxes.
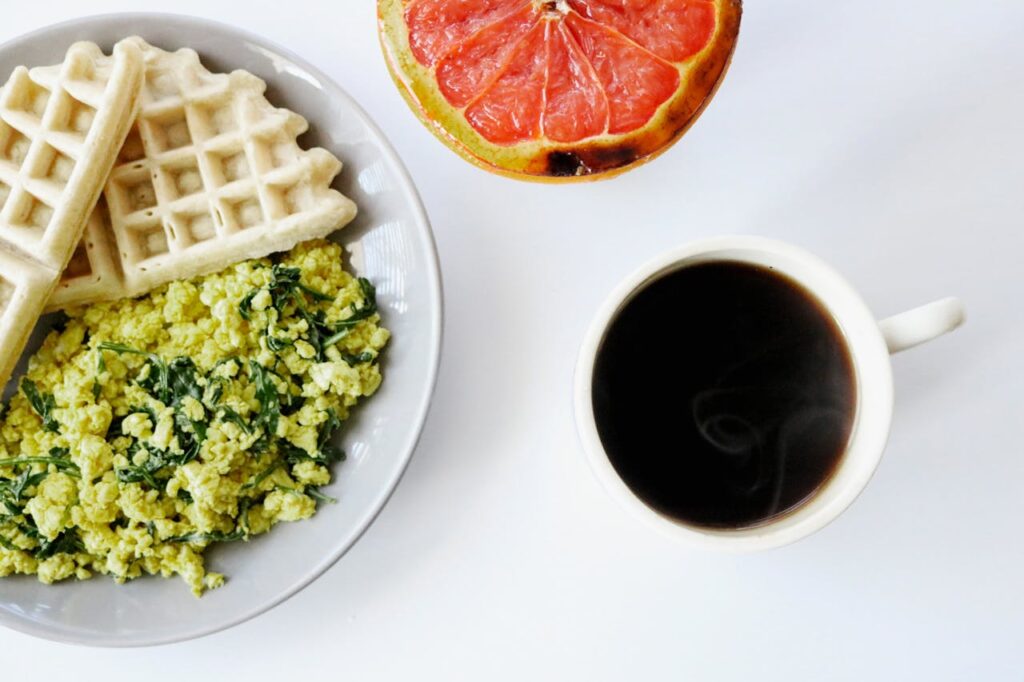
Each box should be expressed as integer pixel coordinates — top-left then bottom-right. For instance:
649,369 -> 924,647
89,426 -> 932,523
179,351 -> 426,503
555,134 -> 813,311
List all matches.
878,297 -> 966,354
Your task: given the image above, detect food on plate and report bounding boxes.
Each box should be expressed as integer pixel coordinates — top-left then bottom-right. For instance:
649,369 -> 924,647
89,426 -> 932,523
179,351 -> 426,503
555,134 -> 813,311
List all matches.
0,240 -> 388,595
0,40 -> 143,391
49,37 -> 357,311
379,0 -> 741,180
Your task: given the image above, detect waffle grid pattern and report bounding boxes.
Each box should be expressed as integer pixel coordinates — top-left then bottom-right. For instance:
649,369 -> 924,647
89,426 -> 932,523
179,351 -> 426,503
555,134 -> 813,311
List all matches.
0,45 -> 113,269
50,39 -> 357,310
0,41 -> 142,388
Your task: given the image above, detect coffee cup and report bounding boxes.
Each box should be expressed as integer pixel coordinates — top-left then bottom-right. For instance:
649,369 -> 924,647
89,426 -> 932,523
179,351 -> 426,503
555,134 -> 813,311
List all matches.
573,236 -> 965,551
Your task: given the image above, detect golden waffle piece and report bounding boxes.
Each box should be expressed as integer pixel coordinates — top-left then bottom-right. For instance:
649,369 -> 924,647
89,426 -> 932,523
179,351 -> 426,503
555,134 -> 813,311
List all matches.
0,41 -> 143,388
49,37 -> 358,311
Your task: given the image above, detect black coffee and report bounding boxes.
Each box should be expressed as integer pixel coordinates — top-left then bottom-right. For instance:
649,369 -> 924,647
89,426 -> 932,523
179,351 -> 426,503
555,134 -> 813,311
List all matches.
592,261 -> 856,529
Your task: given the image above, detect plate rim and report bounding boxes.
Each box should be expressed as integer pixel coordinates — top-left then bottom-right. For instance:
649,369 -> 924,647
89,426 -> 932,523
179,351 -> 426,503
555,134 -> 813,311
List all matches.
0,11 -> 444,648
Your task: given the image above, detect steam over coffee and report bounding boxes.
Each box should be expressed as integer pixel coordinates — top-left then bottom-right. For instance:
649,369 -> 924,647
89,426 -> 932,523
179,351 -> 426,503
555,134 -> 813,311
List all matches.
591,261 -> 856,528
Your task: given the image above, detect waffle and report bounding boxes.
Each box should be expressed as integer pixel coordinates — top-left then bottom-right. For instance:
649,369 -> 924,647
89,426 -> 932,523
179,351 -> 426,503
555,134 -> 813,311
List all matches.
0,41 -> 143,389
48,37 -> 358,311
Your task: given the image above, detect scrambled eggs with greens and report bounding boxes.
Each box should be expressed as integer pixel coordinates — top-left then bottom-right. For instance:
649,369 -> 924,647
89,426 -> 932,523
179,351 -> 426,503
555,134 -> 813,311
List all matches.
0,240 -> 388,595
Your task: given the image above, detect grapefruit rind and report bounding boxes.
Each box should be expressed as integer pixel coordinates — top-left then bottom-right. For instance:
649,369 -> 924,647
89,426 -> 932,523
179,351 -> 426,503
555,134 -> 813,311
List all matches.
379,0 -> 742,182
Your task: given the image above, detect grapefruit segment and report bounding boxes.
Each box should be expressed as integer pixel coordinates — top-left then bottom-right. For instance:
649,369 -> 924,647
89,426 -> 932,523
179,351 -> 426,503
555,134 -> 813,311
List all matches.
543,22 -> 609,143
564,12 -> 680,135
380,0 -> 742,180
566,0 -> 717,62
405,0 -> 530,66
465,21 -> 549,145
436,3 -> 540,108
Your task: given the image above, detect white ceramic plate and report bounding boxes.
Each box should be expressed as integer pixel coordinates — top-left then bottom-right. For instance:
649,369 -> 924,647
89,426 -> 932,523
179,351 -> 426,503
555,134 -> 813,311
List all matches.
0,13 -> 443,646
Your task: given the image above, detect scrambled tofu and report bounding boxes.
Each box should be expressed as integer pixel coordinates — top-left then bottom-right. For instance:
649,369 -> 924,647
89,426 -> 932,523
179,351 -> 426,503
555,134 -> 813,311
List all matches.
0,240 -> 389,595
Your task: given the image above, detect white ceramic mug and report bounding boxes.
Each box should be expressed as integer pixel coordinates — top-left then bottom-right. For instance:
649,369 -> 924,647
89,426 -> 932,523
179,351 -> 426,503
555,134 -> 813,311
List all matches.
573,236 -> 965,551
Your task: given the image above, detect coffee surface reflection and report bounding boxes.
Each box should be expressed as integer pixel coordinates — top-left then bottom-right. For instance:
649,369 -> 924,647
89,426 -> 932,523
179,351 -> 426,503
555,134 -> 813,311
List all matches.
592,261 -> 856,528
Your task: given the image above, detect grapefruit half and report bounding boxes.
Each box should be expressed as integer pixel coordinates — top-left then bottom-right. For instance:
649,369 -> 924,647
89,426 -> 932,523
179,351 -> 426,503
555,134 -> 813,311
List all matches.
379,0 -> 742,181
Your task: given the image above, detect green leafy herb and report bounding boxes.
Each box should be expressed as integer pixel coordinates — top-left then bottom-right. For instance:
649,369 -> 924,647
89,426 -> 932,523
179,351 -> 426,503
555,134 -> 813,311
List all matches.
306,488 -> 337,505
310,278 -> 379,358
206,357 -> 242,405
266,335 -> 294,352
34,528 -> 84,560
116,460 -> 161,489
97,341 -> 147,356
340,351 -> 374,366
0,468 -> 47,510
21,379 -> 59,433
309,409 -> 346,465
278,438 -> 343,468
217,406 -> 251,434
167,500 -> 251,545
240,460 -> 282,491
98,344 -> 202,407
239,264 -> 332,321
238,290 -> 258,321
166,528 -> 246,545
100,345 -> 210,484
0,453 -> 80,478
116,443 -> 198,490
239,267 -> 377,362
249,361 -> 281,437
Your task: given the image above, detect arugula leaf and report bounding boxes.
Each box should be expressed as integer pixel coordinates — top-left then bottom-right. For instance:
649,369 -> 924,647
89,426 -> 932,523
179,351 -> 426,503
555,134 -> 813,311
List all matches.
248,361 -> 281,438
34,528 -> 84,560
167,500 -> 251,545
97,341 -> 148,357
317,408 -> 342,454
240,460 -> 282,491
340,351 -> 375,366
269,265 -> 333,305
266,335 -> 294,352
239,264 -> 332,322
21,380 -> 59,433
238,289 -> 259,321
239,267 -> 376,362
99,343 -> 169,403
278,438 -> 343,467
318,278 -> 378,353
167,357 -> 202,405
166,528 -> 246,545
99,344 -> 201,407
0,453 -> 80,478
116,442 -> 199,490
116,461 -> 161,489
0,465 -> 48,516
217,406 -> 251,434
306,488 -> 337,505
2,468 -> 47,505
100,345 -> 209,481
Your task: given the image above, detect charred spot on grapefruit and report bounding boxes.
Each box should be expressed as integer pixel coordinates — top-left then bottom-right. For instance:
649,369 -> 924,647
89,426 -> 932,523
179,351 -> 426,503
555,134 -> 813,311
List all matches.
379,0 -> 741,181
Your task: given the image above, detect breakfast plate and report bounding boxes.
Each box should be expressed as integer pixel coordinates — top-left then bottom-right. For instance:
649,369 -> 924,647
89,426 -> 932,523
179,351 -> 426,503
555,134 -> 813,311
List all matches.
0,13 -> 443,646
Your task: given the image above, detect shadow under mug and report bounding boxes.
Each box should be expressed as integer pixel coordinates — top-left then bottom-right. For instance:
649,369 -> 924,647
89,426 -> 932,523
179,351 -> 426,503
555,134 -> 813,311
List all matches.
573,236 -> 965,551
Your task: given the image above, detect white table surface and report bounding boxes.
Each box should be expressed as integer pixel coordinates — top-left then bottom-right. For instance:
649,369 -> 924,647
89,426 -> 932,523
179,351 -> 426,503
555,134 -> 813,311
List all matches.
2,0 -> 1022,678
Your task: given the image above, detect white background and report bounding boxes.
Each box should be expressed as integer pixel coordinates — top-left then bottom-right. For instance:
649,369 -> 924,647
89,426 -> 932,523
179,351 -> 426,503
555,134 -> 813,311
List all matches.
2,1 -> 1022,678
